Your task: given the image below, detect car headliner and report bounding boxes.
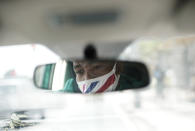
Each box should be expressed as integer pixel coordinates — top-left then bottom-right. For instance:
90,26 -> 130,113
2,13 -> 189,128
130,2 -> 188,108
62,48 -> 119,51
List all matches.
0,0 -> 195,57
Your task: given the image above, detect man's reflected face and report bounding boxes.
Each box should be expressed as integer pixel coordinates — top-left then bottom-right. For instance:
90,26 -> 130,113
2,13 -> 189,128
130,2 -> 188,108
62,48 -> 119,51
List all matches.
73,61 -> 114,82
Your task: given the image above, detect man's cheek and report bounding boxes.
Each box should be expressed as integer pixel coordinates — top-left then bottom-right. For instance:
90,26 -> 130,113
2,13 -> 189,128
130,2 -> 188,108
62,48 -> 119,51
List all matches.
76,76 -> 80,82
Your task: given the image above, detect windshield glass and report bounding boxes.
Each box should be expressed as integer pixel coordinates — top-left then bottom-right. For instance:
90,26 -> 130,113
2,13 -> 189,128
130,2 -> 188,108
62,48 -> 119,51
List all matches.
120,37 -> 195,101
1,38 -> 195,131
1,0 -> 195,130
0,44 -> 59,112
0,44 -> 59,79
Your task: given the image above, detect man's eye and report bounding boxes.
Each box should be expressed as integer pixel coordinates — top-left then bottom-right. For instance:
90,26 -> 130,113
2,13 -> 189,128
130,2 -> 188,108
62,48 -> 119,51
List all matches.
94,65 -> 102,70
75,70 -> 84,75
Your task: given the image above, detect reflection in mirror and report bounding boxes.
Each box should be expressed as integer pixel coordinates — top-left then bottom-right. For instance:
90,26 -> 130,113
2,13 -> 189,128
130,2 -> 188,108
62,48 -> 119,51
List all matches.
33,60 -> 150,94
34,64 -> 55,90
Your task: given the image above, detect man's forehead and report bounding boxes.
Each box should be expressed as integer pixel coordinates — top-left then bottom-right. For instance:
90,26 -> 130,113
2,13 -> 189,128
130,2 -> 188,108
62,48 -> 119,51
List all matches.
73,61 -> 114,66
73,61 -> 102,66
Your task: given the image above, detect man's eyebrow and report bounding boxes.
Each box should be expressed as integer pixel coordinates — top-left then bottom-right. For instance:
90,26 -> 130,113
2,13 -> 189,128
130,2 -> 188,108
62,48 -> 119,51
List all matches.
73,64 -> 81,69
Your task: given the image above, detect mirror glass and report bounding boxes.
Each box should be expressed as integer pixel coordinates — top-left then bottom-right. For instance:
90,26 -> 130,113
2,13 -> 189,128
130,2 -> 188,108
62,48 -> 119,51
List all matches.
33,60 -> 150,93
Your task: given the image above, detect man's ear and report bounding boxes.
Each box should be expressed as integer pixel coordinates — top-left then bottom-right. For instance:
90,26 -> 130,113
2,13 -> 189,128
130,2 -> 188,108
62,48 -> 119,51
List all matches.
116,63 -> 123,75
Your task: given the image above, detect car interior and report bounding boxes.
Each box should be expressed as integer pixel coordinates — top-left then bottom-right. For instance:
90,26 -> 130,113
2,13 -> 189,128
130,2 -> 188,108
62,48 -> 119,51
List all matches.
0,0 -> 195,130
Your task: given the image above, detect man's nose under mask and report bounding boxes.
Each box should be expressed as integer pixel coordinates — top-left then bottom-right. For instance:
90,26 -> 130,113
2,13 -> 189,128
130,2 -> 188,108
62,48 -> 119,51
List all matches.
77,64 -> 120,93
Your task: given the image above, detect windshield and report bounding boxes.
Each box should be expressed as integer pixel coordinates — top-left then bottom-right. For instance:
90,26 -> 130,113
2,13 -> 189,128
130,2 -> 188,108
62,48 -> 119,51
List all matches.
0,44 -> 59,79
0,44 -> 59,115
1,0 -> 195,130
1,38 -> 195,131
120,37 -> 195,101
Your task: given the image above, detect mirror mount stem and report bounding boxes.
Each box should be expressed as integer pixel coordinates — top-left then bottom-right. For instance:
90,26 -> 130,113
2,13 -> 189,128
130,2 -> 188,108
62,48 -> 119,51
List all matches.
84,43 -> 97,59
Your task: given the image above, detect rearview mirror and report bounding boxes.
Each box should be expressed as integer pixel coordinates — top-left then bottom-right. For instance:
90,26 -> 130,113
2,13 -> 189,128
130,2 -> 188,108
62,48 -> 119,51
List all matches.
33,59 -> 150,93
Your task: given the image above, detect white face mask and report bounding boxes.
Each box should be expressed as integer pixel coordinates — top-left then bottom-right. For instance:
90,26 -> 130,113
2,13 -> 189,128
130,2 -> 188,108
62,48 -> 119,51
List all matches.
77,64 -> 120,93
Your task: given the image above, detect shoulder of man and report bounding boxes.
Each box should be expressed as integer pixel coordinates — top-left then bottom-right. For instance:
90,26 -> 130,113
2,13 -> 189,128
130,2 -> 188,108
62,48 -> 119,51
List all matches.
60,78 -> 81,93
